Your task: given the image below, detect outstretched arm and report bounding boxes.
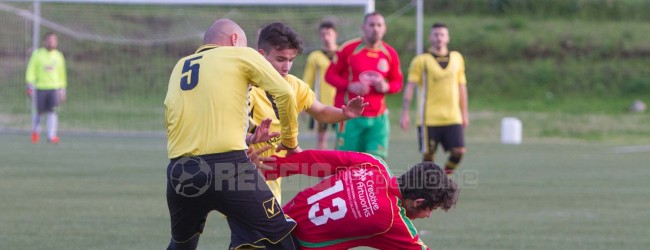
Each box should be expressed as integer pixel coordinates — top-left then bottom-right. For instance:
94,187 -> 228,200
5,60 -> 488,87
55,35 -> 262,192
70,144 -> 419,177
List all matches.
306,96 -> 368,124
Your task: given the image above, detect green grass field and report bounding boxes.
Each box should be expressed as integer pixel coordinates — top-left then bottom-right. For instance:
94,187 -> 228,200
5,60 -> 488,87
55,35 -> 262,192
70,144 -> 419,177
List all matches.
1,2 -> 649,248
1,126 -> 649,249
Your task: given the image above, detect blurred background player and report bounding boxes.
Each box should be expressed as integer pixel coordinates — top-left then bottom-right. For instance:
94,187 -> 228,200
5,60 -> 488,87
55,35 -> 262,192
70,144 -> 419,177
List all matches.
164,19 -> 300,250
303,21 -> 339,149
249,22 -> 367,203
26,32 -> 67,144
400,22 -> 469,175
256,150 -> 459,249
325,12 -> 403,159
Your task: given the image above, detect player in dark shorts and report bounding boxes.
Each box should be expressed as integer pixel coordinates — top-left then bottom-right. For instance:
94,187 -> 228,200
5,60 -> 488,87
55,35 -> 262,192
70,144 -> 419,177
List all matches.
166,151 -> 298,249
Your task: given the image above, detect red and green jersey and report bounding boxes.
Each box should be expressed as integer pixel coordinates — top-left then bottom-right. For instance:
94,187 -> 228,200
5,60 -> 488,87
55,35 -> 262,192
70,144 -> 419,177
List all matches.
325,39 -> 403,117
263,150 -> 428,250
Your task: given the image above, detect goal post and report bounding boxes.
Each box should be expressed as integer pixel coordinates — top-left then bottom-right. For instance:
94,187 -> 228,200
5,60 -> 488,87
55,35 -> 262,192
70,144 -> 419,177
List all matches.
0,0 -> 374,133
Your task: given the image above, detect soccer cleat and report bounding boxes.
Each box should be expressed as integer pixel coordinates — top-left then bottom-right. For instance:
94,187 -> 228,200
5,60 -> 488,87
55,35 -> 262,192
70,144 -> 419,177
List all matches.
444,167 -> 454,176
48,136 -> 60,145
31,132 -> 39,144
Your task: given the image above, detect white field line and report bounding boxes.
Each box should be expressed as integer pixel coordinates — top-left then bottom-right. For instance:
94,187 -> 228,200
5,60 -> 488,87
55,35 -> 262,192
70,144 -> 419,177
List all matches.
612,145 -> 650,154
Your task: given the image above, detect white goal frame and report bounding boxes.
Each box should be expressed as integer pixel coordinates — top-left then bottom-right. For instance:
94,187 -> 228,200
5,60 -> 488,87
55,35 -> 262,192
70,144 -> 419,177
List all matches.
4,0 -> 375,51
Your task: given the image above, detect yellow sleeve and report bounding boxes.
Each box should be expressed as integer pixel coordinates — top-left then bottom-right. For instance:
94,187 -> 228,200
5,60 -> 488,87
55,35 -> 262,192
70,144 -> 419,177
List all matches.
457,53 -> 467,85
407,55 -> 424,86
289,75 -> 316,111
302,52 -> 317,89
25,51 -> 37,84
248,90 -> 258,133
243,48 -> 299,148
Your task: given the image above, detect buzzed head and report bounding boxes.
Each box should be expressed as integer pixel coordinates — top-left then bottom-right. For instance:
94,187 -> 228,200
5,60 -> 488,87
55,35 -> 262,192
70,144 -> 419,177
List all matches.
203,19 -> 247,47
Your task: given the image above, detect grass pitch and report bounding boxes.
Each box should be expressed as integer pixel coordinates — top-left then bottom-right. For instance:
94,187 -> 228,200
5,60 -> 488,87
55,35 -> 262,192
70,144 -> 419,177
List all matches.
0,130 -> 648,249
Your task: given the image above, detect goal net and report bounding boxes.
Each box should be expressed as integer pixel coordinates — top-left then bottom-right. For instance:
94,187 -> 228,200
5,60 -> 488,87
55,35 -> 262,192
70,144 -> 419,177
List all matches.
0,0 -> 370,133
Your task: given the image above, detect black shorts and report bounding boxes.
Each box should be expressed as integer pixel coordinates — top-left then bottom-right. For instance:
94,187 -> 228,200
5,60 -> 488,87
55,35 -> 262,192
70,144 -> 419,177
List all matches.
166,150 -> 296,248
36,89 -> 60,113
417,124 -> 465,153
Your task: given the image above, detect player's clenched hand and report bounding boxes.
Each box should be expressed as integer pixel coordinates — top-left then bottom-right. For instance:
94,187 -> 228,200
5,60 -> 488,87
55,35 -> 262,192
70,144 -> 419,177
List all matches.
371,79 -> 389,93
348,82 -> 370,96
342,96 -> 369,118
26,84 -> 34,97
250,118 -> 279,144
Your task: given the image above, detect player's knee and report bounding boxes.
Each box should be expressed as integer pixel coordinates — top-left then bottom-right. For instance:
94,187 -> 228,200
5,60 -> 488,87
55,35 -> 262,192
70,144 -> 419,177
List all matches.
451,147 -> 466,157
422,152 -> 434,162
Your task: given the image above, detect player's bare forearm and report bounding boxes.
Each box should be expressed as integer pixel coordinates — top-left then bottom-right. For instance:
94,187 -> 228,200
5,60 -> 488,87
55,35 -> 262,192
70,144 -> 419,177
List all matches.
459,84 -> 469,128
309,107 -> 346,123
401,82 -> 416,112
308,97 -> 368,123
400,82 -> 417,131
307,101 -> 339,123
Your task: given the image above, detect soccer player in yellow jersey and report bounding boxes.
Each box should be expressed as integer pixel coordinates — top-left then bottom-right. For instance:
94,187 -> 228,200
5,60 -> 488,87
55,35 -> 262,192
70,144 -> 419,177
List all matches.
303,21 -> 338,149
249,22 -> 368,203
164,19 -> 301,250
400,22 -> 469,176
26,32 -> 66,144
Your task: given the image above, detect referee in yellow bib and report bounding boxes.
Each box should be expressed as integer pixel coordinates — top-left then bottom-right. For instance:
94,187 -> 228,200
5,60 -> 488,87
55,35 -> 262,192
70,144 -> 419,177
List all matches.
164,19 -> 300,250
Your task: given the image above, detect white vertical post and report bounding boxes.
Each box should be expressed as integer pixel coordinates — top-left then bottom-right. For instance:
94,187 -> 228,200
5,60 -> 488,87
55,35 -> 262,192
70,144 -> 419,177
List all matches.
365,0 -> 374,13
416,0 -> 423,55
32,0 -> 40,51
30,1 -> 41,134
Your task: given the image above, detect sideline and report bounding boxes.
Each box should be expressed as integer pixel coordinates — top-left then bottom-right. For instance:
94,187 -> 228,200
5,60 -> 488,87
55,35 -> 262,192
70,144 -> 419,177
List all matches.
612,145 -> 650,154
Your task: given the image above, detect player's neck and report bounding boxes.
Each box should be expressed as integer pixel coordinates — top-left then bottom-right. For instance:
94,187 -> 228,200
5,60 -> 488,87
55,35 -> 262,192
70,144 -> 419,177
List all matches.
322,44 -> 337,52
430,46 -> 448,56
365,43 -> 381,49
363,38 -> 382,49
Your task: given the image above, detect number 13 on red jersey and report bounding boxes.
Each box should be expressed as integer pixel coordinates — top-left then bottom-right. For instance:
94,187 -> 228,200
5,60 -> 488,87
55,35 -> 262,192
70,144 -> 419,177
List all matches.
307,180 -> 348,226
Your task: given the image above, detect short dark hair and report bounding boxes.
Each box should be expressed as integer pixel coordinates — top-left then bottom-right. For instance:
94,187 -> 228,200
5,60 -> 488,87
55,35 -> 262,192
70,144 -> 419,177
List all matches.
258,22 -> 303,55
363,11 -> 383,24
397,162 -> 459,211
432,22 -> 448,29
43,32 -> 56,40
319,21 -> 336,31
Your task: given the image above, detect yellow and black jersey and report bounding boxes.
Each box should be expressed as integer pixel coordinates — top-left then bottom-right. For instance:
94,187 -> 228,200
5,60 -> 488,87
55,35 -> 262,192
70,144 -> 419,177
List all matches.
249,74 -> 315,203
303,50 -> 336,106
165,45 -> 298,159
407,50 -> 466,126
249,74 -> 315,157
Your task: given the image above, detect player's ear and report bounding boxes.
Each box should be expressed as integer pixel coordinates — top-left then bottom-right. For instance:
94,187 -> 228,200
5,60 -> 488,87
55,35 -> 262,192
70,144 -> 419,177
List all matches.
413,198 -> 427,208
257,48 -> 266,56
230,33 -> 238,46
